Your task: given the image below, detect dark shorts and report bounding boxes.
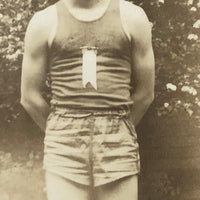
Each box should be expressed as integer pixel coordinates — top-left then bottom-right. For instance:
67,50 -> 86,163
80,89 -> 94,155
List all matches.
43,107 -> 140,187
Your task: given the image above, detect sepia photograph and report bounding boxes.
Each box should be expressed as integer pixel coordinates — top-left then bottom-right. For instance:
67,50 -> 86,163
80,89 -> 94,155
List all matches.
0,0 -> 200,199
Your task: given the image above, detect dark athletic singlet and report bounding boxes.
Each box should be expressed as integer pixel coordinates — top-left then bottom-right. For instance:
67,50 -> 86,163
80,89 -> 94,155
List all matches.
48,0 -> 134,109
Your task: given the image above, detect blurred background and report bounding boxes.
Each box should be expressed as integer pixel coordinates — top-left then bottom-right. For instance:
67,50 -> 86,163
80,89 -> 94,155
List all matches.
0,0 -> 200,199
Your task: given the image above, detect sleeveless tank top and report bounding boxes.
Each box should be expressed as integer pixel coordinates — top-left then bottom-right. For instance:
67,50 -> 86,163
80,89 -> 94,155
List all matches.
48,0 -> 134,109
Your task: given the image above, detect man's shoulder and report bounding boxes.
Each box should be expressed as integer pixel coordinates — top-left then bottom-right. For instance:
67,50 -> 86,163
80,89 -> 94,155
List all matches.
25,4 -> 57,45
30,5 -> 56,29
121,0 -> 144,14
120,0 -> 152,39
121,1 -> 150,26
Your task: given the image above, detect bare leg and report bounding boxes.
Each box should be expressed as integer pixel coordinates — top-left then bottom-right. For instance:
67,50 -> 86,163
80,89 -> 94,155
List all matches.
95,175 -> 138,200
45,172 -> 89,200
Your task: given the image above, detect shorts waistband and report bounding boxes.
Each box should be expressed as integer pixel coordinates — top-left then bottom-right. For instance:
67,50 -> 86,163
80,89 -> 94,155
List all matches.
50,105 -> 130,118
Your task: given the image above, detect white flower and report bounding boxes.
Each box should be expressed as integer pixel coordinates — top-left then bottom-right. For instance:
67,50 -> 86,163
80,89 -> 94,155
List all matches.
158,0 -> 165,4
192,88 -> 197,95
187,34 -> 198,40
193,19 -> 200,29
15,37 -> 20,42
197,74 -> 200,79
166,83 -> 177,91
177,100 -> 181,104
0,13 -> 3,19
187,0 -> 193,6
187,108 -> 193,116
164,102 -> 169,108
18,24 -> 22,31
181,86 -> 197,95
181,86 -> 189,92
15,49 -> 21,55
8,35 -> 13,40
190,7 -> 197,11
16,13 -> 22,21
197,2 -> 200,8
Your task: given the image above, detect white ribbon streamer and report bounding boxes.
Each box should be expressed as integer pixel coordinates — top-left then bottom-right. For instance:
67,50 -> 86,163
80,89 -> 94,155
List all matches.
81,46 -> 98,90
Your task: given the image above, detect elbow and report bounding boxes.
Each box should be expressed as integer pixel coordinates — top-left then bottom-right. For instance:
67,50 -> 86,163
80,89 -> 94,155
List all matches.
133,92 -> 154,108
20,95 -> 30,110
20,91 -> 36,111
146,92 -> 154,106
149,93 -> 154,104
20,94 -> 38,116
20,95 -> 25,106
140,92 -> 154,107
20,91 -> 46,112
20,89 -> 39,107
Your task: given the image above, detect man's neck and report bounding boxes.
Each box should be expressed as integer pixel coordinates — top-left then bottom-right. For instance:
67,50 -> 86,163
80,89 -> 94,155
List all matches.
66,0 -> 102,8
62,0 -> 111,22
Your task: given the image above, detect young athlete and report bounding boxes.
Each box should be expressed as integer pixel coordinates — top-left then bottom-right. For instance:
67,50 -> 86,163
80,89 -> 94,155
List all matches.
20,0 -> 155,199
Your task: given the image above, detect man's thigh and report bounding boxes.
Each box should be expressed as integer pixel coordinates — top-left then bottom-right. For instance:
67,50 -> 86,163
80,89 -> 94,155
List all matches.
45,172 -> 89,200
95,175 -> 138,200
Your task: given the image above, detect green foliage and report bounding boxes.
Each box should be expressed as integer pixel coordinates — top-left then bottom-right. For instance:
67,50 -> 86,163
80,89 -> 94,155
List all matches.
147,0 -> 200,126
0,0 -> 200,126
0,0 -> 52,122
132,0 -> 200,127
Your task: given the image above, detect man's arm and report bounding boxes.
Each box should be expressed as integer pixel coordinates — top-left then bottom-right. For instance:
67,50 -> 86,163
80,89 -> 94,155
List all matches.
122,2 -> 155,126
21,7 -> 55,132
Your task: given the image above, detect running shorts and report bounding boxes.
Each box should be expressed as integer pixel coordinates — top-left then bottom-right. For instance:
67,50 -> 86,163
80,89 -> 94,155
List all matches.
43,107 -> 140,187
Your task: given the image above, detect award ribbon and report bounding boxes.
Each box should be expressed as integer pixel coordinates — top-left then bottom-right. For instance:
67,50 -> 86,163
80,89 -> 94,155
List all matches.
81,46 -> 98,90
